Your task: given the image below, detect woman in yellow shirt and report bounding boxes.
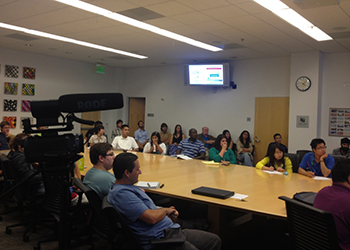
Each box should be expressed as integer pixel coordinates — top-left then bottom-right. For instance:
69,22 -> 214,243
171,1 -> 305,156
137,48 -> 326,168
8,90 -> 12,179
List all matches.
256,144 -> 292,173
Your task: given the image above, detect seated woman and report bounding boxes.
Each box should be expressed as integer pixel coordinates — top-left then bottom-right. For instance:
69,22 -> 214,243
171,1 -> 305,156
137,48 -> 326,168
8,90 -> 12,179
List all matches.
89,125 -> 107,146
209,134 -> 236,164
222,129 -> 234,150
168,124 -> 186,155
256,144 -> 292,173
236,130 -> 254,166
143,132 -> 167,155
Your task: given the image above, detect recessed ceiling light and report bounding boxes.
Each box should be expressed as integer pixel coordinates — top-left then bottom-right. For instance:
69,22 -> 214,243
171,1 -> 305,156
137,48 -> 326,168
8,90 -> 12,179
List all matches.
25,44 -> 32,47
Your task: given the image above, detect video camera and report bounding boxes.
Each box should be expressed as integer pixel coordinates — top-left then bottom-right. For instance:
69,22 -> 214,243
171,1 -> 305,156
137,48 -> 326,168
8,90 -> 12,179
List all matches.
22,93 -> 124,163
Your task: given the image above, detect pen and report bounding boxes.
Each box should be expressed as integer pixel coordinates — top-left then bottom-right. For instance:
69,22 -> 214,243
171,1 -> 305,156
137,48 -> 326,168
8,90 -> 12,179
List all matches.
147,183 -> 151,187
160,184 -> 164,189
307,162 -> 314,172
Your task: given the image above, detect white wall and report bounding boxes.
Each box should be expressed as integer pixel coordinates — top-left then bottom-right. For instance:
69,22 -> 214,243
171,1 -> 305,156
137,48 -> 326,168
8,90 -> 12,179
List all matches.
120,56 -> 291,142
0,48 -> 122,137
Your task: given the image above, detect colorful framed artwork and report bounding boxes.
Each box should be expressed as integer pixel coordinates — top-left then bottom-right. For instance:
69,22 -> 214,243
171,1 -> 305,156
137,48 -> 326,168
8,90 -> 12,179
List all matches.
3,116 -> 17,128
329,108 -> 350,136
21,100 -> 31,112
4,82 -> 18,95
4,99 -> 17,111
23,67 -> 36,79
5,65 -> 19,78
22,83 -> 35,96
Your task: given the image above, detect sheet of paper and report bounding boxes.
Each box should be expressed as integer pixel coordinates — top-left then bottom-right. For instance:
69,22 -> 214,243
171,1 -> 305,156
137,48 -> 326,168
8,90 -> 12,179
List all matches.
136,181 -> 160,189
313,176 -> 331,181
230,193 -> 248,200
177,154 -> 192,160
263,170 -> 283,175
201,161 -> 219,165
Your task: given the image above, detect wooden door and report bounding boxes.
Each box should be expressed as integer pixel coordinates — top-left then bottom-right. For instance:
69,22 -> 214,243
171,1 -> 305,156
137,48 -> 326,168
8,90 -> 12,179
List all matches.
80,111 -> 101,136
128,98 -> 145,137
254,97 -> 289,164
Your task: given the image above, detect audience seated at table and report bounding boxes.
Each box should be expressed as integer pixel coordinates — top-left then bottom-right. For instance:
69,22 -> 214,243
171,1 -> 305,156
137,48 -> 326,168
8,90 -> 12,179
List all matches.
88,125 -> 107,145
313,159 -> 350,249
134,120 -> 149,153
266,133 -> 288,154
256,144 -> 292,173
159,123 -> 172,145
85,121 -> 103,145
332,137 -> 350,158
209,134 -> 236,164
222,129 -> 234,150
83,143 -> 116,199
143,132 -> 167,155
176,128 -> 205,159
236,130 -> 254,166
169,124 -> 185,156
112,124 -> 139,152
298,138 -> 334,178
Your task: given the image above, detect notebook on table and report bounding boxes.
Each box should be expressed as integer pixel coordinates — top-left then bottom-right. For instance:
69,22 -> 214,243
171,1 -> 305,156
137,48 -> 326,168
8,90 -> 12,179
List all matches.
191,186 -> 234,199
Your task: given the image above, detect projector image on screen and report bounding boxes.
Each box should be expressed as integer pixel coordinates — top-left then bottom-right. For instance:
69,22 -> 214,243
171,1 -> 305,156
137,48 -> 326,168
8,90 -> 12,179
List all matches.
184,63 -> 230,86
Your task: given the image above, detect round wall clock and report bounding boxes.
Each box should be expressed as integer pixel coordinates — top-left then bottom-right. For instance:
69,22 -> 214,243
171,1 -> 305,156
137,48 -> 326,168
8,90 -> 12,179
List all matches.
296,76 -> 311,91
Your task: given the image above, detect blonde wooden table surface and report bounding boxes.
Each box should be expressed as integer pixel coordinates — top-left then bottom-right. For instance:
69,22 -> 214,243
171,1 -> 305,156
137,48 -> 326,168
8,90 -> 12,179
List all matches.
80,150 -> 331,220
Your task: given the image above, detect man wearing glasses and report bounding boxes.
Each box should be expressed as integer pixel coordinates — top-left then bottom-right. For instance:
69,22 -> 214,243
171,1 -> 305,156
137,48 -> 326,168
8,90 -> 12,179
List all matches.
298,138 -> 335,178
83,143 -> 116,199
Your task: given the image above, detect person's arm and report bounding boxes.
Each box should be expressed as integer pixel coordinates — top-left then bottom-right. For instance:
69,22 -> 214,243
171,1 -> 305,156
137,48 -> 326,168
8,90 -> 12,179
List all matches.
131,138 -> 139,152
283,157 -> 293,173
256,157 -> 273,170
236,140 -> 244,154
159,143 -> 167,155
209,148 -> 222,162
176,141 -> 183,155
143,142 -> 152,153
228,149 -> 236,164
139,207 -> 178,225
320,154 -> 332,177
153,141 -> 164,154
112,137 -> 118,149
169,135 -> 174,145
228,140 -> 233,150
298,167 -> 314,178
194,142 -> 206,159
194,152 -> 205,160
298,154 -> 314,178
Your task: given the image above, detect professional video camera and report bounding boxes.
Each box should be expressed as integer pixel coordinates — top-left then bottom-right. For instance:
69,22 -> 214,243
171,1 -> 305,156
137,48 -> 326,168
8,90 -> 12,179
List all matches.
22,93 -> 124,163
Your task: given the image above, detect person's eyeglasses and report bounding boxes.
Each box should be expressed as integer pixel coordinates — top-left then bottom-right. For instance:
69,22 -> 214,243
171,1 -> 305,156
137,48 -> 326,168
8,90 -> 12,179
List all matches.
105,152 -> 115,157
316,146 -> 327,150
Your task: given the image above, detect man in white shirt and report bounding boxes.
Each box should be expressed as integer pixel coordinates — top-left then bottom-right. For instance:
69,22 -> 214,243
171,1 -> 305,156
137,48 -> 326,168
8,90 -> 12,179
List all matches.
112,124 -> 139,151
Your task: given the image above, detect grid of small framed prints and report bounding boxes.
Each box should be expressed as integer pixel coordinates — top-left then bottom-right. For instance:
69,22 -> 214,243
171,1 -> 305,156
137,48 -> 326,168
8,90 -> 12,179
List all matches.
329,108 -> 350,137
2,64 -> 36,128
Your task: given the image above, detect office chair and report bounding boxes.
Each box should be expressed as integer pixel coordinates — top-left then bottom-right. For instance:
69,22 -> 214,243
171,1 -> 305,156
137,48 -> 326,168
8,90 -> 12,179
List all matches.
0,154 -> 43,242
296,150 -> 311,164
284,153 -> 300,173
102,196 -> 185,250
73,178 -> 121,249
279,196 -> 341,250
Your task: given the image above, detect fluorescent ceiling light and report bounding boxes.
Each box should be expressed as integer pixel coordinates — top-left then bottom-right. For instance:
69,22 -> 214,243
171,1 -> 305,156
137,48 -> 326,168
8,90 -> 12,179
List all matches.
254,0 -> 332,41
55,0 -> 222,52
0,22 -> 147,59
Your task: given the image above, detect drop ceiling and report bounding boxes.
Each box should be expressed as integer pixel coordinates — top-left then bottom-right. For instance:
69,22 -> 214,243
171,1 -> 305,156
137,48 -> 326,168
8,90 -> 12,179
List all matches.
0,0 -> 349,68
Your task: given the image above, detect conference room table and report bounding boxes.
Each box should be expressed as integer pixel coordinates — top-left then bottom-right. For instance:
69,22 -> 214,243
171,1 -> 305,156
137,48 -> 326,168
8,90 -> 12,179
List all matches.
80,150 -> 332,237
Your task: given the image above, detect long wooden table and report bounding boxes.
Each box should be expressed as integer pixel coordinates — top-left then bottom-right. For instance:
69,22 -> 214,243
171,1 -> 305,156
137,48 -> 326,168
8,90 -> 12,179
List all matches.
80,150 -> 331,234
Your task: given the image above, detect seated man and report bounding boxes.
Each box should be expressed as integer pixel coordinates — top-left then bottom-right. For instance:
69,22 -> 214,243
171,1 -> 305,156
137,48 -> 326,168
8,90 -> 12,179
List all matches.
332,137 -> 350,158
0,120 -> 11,150
298,138 -> 334,178
107,153 -> 221,250
266,133 -> 288,154
177,128 -> 205,159
112,124 -> 139,151
134,120 -> 149,152
7,133 -> 44,195
313,159 -> 350,249
83,143 -> 116,199
159,123 -> 172,145
196,127 -> 215,150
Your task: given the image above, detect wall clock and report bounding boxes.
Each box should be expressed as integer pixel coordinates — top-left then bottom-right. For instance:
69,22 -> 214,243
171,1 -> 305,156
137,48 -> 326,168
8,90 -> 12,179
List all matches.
296,76 -> 311,91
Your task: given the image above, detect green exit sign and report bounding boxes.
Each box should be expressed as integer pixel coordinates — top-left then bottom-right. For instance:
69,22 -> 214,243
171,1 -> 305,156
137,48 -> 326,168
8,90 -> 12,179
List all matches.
95,64 -> 105,74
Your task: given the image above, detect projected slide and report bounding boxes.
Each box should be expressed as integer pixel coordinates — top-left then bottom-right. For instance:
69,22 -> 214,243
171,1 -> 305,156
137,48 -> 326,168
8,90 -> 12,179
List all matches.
189,65 -> 224,85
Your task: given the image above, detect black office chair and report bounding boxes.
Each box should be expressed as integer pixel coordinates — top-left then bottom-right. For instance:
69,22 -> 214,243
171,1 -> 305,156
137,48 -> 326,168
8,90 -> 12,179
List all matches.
330,154 -> 347,164
102,196 -> 185,250
296,150 -> 311,164
74,178 -> 121,249
279,196 -> 341,250
284,153 -> 300,173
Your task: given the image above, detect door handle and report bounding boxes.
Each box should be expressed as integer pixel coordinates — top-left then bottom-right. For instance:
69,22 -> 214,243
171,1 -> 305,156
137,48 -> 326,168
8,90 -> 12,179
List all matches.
255,139 -> 260,143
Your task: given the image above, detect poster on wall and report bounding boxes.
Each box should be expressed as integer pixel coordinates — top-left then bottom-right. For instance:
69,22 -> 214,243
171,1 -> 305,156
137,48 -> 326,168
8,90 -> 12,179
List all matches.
329,108 -> 350,136
21,100 -> 31,112
23,67 -> 36,79
22,83 -> 35,96
3,116 -> 17,128
3,99 -> 17,111
5,65 -> 19,78
4,82 -> 18,95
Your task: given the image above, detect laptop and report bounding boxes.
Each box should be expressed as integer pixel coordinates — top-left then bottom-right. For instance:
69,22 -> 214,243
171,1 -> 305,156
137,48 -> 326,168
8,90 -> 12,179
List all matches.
191,186 -> 234,199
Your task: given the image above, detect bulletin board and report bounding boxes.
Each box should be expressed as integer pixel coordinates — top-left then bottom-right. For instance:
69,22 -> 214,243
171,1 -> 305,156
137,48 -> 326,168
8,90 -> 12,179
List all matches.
329,108 -> 350,136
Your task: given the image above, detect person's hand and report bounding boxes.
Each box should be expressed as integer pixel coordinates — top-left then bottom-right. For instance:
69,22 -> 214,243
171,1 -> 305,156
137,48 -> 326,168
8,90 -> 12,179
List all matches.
222,142 -> 227,151
139,145 -> 144,149
320,153 -> 328,162
268,166 -> 275,171
306,171 -> 315,178
221,160 -> 230,165
153,139 -> 158,146
277,167 -> 284,172
167,206 -> 179,220
208,140 -> 215,144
